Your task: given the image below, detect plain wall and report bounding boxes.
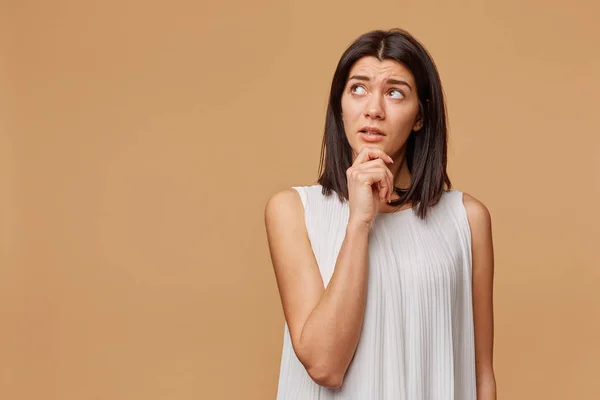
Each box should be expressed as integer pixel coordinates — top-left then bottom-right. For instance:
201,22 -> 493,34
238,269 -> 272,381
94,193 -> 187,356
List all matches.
2,0 -> 599,398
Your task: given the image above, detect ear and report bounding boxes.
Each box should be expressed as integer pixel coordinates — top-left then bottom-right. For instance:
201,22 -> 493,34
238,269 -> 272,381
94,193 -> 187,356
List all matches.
412,114 -> 423,131
412,102 -> 425,131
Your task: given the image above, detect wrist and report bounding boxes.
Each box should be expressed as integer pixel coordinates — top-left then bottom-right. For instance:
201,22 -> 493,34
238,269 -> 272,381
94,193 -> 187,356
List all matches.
347,218 -> 372,233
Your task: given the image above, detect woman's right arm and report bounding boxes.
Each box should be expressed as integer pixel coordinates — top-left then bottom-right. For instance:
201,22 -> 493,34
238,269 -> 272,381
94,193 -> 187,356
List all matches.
264,188 -> 371,390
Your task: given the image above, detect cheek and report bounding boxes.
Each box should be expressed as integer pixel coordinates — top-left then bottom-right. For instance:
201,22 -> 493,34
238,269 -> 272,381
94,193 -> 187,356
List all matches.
341,96 -> 362,121
341,98 -> 360,145
389,105 -> 419,129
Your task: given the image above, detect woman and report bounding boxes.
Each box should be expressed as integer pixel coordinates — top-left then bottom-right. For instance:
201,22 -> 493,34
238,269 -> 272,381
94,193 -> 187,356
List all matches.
264,28 -> 496,399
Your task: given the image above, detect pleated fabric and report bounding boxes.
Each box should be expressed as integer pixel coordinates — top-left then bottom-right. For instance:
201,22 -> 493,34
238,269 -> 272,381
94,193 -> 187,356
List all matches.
275,184 -> 476,400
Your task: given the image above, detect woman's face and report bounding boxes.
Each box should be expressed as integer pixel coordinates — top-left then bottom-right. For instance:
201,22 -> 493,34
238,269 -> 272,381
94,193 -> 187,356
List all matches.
341,56 -> 422,161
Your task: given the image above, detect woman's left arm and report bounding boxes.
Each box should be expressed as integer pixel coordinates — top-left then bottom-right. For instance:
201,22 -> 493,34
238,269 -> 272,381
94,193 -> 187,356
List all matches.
463,193 -> 497,400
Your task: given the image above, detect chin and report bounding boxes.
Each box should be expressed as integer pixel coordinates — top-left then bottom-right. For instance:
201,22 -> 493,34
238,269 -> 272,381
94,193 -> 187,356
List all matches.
358,142 -> 385,151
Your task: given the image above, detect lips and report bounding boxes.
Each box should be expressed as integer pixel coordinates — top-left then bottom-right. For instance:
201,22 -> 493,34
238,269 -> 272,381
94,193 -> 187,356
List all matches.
359,126 -> 385,136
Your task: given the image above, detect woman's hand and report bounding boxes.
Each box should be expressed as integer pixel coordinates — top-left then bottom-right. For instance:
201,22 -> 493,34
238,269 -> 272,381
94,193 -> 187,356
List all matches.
346,146 -> 395,226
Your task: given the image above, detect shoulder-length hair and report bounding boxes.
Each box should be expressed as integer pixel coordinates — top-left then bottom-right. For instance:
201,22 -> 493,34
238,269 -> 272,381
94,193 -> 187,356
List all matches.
317,28 -> 451,219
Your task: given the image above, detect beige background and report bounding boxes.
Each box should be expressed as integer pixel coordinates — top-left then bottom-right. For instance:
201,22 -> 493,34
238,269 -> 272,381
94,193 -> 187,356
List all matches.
2,0 -> 599,399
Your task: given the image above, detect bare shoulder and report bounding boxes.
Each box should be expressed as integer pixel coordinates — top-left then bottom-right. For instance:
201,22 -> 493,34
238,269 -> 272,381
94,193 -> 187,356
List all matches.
461,192 -> 492,232
264,187 -> 308,252
461,192 -> 494,269
264,187 -> 304,225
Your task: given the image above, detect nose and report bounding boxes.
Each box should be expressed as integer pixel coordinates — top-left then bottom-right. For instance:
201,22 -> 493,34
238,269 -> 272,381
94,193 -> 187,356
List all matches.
364,95 -> 385,120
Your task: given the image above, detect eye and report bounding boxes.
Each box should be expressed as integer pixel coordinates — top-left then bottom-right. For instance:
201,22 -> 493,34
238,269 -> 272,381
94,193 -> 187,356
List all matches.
388,89 -> 404,99
350,84 -> 367,95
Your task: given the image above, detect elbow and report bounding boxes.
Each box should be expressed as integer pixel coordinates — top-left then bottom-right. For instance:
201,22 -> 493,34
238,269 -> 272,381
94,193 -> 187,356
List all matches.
306,365 -> 344,389
294,340 -> 345,389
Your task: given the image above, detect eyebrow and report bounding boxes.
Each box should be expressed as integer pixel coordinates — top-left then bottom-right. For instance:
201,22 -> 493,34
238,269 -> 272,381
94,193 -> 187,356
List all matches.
348,75 -> 412,91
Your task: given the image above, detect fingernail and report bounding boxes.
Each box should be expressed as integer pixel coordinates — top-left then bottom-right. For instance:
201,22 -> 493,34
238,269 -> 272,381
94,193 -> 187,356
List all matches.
388,157 -> 394,163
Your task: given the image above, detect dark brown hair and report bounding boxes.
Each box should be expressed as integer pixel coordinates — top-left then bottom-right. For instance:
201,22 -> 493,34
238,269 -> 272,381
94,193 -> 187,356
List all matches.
317,28 -> 451,219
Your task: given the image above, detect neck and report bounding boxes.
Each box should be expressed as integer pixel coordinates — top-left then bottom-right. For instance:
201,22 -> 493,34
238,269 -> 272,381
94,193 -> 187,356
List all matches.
383,153 -> 413,212
389,150 -> 411,191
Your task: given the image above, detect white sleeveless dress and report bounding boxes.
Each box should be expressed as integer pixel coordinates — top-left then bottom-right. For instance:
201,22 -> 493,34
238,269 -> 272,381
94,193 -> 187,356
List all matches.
275,184 -> 477,400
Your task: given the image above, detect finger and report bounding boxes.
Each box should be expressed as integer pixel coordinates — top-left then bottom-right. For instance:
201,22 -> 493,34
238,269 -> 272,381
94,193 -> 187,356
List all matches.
382,166 -> 394,203
352,160 -> 391,202
379,169 -> 393,202
357,160 -> 394,203
378,180 -> 387,201
375,166 -> 392,204
352,157 -> 388,170
353,146 -> 393,166
358,169 -> 388,199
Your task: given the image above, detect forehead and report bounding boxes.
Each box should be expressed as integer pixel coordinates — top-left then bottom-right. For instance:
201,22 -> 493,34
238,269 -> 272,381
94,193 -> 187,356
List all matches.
348,56 -> 415,83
